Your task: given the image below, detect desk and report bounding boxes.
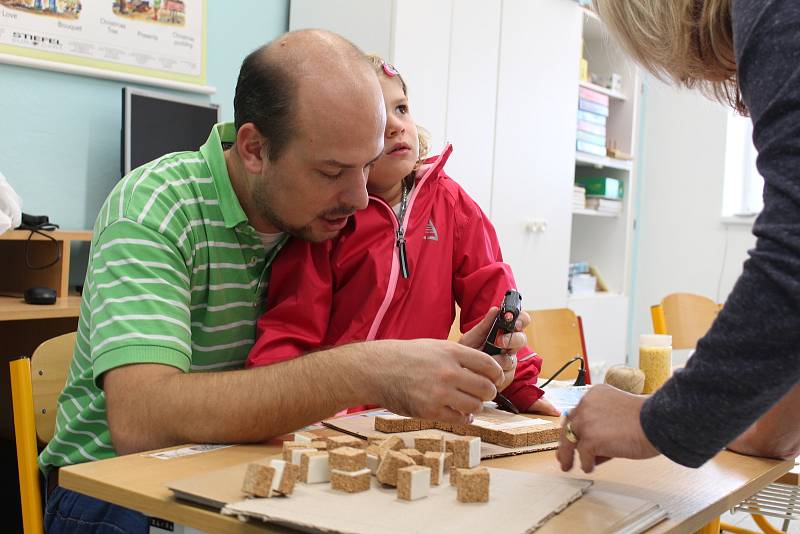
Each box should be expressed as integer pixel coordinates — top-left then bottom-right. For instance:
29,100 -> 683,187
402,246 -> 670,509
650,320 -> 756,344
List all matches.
59,443 -> 792,534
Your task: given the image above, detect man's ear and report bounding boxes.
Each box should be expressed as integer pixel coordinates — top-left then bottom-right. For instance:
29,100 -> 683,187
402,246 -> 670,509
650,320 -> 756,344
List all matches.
236,123 -> 268,175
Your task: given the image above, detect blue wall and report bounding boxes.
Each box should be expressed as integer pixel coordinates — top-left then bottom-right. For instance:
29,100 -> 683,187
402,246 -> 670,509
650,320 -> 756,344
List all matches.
0,0 -> 289,232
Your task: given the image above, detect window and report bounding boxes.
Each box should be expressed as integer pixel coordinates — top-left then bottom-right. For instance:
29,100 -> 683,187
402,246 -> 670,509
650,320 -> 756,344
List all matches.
722,111 -> 763,218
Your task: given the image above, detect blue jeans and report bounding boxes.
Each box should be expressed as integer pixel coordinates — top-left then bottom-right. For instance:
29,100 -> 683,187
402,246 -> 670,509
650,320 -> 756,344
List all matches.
45,486 -> 149,534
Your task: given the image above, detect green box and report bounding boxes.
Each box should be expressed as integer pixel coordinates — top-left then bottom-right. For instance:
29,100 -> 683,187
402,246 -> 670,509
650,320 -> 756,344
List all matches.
575,177 -> 624,199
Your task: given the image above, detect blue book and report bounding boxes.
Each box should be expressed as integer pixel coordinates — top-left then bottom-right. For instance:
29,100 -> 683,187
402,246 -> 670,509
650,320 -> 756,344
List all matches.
576,140 -> 606,157
576,130 -> 606,147
578,98 -> 609,117
577,109 -> 608,126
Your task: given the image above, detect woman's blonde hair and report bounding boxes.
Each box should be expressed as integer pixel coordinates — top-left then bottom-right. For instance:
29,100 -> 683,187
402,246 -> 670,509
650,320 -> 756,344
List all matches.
593,0 -> 744,114
365,54 -> 430,162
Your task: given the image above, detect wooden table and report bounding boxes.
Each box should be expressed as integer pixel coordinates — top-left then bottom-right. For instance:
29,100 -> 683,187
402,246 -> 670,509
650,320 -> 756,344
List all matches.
59,442 -> 792,534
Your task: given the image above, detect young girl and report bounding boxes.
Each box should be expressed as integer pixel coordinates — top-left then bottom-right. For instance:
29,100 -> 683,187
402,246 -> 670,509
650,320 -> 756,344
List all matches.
247,55 -> 557,415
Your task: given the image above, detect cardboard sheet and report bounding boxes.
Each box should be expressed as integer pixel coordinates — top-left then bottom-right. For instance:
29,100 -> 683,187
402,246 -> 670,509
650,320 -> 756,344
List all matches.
323,408 -> 559,459
220,467 -> 591,534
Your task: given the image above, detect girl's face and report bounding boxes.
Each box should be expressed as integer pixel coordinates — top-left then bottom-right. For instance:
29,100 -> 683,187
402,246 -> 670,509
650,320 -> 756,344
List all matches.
367,75 -> 420,202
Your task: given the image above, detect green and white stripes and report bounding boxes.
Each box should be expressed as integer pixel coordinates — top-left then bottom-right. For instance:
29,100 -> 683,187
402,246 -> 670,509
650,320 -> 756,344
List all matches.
40,123 -> 286,473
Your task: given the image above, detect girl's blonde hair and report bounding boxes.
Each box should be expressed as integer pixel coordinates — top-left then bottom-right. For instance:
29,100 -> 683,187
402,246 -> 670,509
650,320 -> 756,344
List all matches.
365,54 -> 430,161
593,0 -> 744,114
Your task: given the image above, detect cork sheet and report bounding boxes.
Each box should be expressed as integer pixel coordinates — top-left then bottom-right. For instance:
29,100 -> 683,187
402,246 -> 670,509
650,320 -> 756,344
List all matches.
221,467 -> 592,534
322,408 -> 560,459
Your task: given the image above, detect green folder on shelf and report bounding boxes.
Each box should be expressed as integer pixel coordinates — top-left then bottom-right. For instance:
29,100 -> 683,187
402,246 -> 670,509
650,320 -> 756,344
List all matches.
575,177 -> 624,199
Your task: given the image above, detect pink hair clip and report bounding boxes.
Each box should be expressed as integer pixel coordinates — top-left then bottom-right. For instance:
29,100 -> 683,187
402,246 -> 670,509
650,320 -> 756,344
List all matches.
382,61 -> 399,78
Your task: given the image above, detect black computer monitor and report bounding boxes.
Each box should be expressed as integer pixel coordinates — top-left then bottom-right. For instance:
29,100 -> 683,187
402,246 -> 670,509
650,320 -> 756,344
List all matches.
122,87 -> 219,176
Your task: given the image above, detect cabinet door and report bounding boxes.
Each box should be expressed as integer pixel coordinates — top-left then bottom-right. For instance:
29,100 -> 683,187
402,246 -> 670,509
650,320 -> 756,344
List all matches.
289,0 -> 394,60
492,0 -> 581,309
392,0 -> 453,153
443,0 -> 502,214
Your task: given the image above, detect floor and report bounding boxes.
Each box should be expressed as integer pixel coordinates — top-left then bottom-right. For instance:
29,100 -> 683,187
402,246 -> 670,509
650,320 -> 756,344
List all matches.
721,509 -> 799,533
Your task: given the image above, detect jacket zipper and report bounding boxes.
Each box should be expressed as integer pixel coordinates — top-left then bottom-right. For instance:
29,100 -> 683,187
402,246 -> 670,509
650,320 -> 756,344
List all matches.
366,144 -> 453,340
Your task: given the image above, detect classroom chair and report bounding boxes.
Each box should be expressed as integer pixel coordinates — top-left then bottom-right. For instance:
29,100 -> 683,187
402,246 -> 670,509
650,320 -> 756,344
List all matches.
448,306 -> 591,384
10,331 -> 76,534
650,292 -> 720,349
651,294 -> 797,534
525,308 -> 591,385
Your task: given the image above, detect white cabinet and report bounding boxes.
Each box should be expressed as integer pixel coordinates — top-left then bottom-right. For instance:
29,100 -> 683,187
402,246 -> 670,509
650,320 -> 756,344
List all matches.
290,0 -> 640,373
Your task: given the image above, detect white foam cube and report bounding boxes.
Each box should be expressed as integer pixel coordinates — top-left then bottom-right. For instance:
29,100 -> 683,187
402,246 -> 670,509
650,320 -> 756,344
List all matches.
291,447 -> 316,465
367,453 -> 380,475
294,431 -> 315,443
467,437 -> 481,468
306,452 -> 331,483
268,459 -> 286,496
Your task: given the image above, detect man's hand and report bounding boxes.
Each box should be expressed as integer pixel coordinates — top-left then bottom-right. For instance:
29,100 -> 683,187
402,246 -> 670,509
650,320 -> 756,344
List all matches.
371,339 -> 504,425
460,306 -> 531,392
556,384 -> 659,473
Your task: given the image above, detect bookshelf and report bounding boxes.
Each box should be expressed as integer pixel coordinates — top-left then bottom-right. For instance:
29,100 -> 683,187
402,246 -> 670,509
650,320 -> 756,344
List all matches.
569,7 -> 641,371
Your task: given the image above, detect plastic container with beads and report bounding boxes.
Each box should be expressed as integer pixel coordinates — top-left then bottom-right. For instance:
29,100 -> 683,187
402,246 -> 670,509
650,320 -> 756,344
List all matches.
639,334 -> 672,394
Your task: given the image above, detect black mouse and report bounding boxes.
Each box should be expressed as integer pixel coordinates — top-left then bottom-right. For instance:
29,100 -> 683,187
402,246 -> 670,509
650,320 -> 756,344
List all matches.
24,287 -> 57,305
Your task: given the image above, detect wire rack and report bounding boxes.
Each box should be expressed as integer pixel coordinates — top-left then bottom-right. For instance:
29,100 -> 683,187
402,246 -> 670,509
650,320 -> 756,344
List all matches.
732,482 -> 800,532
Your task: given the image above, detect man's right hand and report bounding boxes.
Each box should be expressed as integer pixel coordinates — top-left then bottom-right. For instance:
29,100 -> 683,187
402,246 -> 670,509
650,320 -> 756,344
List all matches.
370,339 -> 503,425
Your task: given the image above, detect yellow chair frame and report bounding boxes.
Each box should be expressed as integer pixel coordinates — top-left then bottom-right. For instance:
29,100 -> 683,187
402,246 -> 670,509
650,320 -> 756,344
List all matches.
10,331 -> 76,534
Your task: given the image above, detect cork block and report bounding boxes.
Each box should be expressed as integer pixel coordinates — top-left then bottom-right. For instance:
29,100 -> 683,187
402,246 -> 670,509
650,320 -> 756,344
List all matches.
400,448 -> 424,465
366,434 -> 387,447
377,435 -> 405,457
290,448 -> 317,465
397,465 -> 431,501
495,428 -> 529,449
309,440 -> 328,451
330,446 -> 367,472
376,450 -> 416,487
300,451 -> 330,484
327,435 -> 365,451
457,467 -> 490,503
527,422 -> 562,446
374,415 -> 409,433
436,421 -> 453,433
414,432 -> 446,454
451,436 -> 481,468
450,423 -> 468,436
269,459 -> 299,496
331,468 -> 372,493
476,426 -> 501,445
242,463 -> 275,497
422,452 -> 446,485
282,441 -> 312,461
404,418 -> 422,432
450,466 -> 461,486
419,420 -> 437,430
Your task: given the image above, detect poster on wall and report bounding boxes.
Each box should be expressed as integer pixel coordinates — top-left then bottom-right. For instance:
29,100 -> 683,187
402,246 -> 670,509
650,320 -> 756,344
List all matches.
0,0 -> 210,93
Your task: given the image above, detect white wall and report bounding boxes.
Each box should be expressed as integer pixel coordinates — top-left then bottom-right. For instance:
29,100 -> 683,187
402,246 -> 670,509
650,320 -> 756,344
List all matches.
629,77 -> 757,362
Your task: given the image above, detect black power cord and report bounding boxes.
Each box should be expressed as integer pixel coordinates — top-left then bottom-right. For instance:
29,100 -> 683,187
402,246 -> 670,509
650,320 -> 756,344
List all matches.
17,213 -> 61,270
540,355 -> 587,389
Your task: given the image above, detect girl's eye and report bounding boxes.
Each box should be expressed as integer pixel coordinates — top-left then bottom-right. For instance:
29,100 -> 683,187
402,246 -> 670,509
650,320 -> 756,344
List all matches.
397,105 -> 408,114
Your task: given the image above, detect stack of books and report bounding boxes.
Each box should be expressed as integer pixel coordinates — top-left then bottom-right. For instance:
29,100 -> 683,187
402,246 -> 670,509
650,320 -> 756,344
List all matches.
573,185 -> 586,210
585,197 -> 623,215
577,86 -> 609,158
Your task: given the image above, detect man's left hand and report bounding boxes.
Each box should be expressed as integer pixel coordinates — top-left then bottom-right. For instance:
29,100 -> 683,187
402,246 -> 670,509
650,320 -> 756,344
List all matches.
556,384 -> 660,473
459,307 -> 530,391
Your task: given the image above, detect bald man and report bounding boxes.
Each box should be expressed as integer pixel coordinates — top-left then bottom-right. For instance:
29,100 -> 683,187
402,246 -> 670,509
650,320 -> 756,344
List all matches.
42,30 -> 520,532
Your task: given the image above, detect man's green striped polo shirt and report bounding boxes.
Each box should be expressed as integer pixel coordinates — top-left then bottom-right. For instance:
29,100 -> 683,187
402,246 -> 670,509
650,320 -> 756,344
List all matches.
39,122 -> 287,473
